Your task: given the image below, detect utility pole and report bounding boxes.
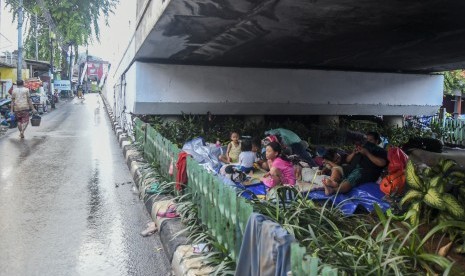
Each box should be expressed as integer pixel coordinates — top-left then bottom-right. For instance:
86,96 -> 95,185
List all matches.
49,27 -> 55,109
0,0 -> 3,50
69,44 -> 74,97
35,14 -> 38,61
85,47 -> 89,93
69,44 -> 73,80
17,0 -> 23,81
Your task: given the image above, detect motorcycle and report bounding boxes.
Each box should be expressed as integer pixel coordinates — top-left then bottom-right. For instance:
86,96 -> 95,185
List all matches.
0,105 -> 17,128
47,92 -> 58,108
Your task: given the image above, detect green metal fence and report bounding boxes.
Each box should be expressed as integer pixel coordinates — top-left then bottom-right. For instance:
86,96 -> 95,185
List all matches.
133,118 -> 336,275
411,115 -> 465,147
135,121 -> 179,183
134,119 -> 145,145
186,157 -> 253,260
443,118 -> 465,146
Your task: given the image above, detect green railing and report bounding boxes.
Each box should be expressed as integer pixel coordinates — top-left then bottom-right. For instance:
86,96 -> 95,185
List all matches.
412,115 -> 465,147
134,119 -> 145,145
136,120 -> 179,183
186,158 -> 253,260
133,118 -> 337,274
443,118 -> 465,146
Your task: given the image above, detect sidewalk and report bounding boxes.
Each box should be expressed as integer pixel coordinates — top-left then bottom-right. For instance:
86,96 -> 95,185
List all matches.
99,94 -> 213,276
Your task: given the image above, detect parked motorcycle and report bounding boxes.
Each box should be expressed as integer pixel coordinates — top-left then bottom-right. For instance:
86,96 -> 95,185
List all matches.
54,91 -> 59,103
47,92 -> 58,108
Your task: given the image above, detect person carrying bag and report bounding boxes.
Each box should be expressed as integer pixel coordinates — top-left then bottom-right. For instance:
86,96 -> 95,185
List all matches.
10,80 -> 37,139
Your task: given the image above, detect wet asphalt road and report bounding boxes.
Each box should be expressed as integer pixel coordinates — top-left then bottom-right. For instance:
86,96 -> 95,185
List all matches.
0,95 -> 171,276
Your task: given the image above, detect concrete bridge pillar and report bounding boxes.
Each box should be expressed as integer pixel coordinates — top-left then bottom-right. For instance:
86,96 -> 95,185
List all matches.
384,115 -> 404,127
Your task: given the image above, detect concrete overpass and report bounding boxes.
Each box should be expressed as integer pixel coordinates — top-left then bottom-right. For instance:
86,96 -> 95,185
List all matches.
108,0 -> 465,122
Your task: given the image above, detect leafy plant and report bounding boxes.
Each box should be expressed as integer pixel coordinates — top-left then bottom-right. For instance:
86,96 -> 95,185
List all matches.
384,126 -> 412,147
141,114 -> 318,148
374,205 -> 465,275
248,186 -> 458,275
173,191 -> 236,275
401,159 -> 465,226
444,70 -> 465,95
383,123 -> 441,148
429,117 -> 446,140
343,119 -> 382,134
401,159 -> 465,257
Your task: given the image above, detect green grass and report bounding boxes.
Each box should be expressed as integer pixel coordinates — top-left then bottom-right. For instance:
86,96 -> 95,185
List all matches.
248,186 -> 457,275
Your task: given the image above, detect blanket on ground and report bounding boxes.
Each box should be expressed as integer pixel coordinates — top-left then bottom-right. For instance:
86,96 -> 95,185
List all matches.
237,182 -> 390,215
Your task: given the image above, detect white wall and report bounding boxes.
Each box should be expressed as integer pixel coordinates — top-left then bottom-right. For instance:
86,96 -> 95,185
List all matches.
129,62 -> 443,116
112,36 -> 136,82
107,63 -> 138,133
125,64 -> 137,113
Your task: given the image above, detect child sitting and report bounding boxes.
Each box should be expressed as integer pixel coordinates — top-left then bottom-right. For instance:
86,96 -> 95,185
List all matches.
321,148 -> 344,195
219,131 -> 241,163
262,142 -> 296,189
220,139 -> 256,183
251,137 -> 265,168
238,139 -> 256,174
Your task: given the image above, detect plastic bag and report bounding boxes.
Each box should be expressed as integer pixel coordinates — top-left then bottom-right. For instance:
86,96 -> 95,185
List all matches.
387,147 -> 408,173
182,137 -> 222,173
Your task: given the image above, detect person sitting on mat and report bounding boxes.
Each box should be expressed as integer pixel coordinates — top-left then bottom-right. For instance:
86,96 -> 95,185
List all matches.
323,132 -> 387,195
262,142 -> 296,190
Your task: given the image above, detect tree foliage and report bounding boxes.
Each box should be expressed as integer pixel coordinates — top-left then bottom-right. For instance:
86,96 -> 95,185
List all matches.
443,70 -> 465,95
7,0 -> 118,44
6,0 -> 118,76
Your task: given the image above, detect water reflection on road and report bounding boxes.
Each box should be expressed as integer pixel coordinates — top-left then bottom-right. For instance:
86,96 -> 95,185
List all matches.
0,95 -> 171,275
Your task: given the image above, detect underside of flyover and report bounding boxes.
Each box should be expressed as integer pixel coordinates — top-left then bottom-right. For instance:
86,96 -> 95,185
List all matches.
136,0 -> 465,73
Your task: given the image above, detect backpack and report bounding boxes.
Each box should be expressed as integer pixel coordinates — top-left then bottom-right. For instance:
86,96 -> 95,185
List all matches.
225,165 -> 247,183
380,169 -> 406,196
380,147 -> 408,196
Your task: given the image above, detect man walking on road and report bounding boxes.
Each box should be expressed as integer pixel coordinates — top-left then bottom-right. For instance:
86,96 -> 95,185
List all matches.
10,80 -> 37,139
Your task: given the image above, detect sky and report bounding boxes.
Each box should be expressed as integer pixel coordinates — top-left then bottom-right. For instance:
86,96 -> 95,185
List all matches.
0,0 -> 135,68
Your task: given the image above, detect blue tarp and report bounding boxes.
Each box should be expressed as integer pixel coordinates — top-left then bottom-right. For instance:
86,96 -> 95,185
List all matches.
236,181 -> 390,215
240,183 -> 267,200
304,182 -> 390,215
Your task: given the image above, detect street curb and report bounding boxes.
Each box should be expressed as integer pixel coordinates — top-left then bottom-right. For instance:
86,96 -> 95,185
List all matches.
99,95 -> 200,275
